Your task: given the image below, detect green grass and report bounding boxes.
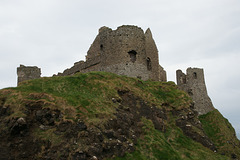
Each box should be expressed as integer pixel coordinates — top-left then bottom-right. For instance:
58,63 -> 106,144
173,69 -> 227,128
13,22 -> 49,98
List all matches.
199,109 -> 240,157
0,71 -> 238,159
115,116 -> 228,160
6,72 -> 190,124
10,72 -> 121,124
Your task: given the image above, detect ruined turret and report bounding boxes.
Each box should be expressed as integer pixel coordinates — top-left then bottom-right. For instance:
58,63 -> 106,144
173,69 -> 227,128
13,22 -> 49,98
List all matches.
58,25 -> 167,81
17,65 -> 41,85
176,68 -> 215,115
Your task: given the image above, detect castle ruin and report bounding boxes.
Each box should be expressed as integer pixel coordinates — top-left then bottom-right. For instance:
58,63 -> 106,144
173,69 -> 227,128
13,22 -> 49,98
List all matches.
16,25 -> 215,116
57,25 -> 166,81
17,65 -> 41,85
176,68 -> 215,115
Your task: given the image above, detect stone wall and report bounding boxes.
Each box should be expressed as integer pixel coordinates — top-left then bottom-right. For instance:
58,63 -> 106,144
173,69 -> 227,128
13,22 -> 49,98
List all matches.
176,68 -> 214,115
58,25 -> 167,81
159,66 -> 167,82
145,28 -> 160,81
17,65 -> 41,85
57,55 -> 101,76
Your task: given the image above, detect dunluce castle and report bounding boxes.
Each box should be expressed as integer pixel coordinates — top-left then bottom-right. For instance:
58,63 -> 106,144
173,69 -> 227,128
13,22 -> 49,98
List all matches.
17,25 -> 214,115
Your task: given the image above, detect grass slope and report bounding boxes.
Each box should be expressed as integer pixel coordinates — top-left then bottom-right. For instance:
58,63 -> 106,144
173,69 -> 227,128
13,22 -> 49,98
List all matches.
0,72 -> 237,159
199,109 -> 240,158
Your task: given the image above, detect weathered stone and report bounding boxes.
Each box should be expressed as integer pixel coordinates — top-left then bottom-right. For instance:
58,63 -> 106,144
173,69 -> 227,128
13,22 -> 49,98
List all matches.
10,117 -> 27,135
57,25 -> 166,81
39,125 -> 49,130
17,117 -> 26,125
176,68 -> 215,115
17,65 -> 41,85
17,25 -> 167,83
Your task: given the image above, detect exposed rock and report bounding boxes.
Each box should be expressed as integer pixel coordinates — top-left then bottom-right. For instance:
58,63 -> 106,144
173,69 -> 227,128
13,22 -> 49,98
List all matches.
76,121 -> 87,131
0,89 -> 167,159
174,106 -> 216,151
10,117 -> 27,135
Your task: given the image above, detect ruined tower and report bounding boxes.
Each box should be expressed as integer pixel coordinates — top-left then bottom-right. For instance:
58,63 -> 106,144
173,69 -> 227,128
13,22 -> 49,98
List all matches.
17,65 -> 41,85
17,25 -> 167,83
176,68 -> 214,115
58,25 -> 166,81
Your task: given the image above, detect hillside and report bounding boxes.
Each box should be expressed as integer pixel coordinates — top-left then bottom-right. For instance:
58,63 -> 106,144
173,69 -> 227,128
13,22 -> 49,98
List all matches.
0,72 -> 239,160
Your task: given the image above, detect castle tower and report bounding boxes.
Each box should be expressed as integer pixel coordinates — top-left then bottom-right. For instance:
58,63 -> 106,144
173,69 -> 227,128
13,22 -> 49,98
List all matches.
17,65 -> 41,85
58,25 -> 166,81
176,68 -> 214,115
67,25 -> 166,81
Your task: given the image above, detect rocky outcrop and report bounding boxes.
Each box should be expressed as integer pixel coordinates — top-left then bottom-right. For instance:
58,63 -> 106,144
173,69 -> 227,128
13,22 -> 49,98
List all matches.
0,89 -> 168,159
0,89 -> 221,159
173,103 -> 216,151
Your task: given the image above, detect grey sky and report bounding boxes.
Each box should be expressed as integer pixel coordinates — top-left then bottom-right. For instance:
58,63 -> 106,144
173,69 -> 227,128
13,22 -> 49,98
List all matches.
0,0 -> 240,134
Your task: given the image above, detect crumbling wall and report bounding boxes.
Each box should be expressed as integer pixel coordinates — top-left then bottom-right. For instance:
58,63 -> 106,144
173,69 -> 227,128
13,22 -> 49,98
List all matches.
58,25 -> 167,81
159,66 -> 167,82
176,68 -> 214,115
17,65 -> 41,85
145,28 -> 161,81
98,25 -> 150,80
57,56 -> 101,76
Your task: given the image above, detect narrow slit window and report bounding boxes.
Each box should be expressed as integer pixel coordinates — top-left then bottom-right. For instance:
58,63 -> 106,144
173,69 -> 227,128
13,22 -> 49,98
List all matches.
100,44 -> 103,50
147,57 -> 152,70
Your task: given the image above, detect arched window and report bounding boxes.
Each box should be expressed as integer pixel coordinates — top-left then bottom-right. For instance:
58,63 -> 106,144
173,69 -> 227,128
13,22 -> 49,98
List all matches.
128,50 -> 137,63
147,57 -> 152,70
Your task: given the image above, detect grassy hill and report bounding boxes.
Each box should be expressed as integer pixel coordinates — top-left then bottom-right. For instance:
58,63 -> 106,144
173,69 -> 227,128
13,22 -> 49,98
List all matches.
0,72 -> 239,159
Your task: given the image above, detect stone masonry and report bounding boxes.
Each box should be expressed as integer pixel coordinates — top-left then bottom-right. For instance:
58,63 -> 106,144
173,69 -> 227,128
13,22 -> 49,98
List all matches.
16,26 -> 217,116
176,68 -> 215,115
17,65 -> 41,85
57,25 -> 167,81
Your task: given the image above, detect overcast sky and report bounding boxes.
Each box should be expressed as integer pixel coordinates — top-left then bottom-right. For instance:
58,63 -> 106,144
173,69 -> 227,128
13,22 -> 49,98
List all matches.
0,0 -> 239,135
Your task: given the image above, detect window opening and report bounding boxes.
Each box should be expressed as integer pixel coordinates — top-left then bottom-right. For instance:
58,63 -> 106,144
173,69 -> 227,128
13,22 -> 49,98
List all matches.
193,72 -> 197,79
100,44 -> 103,50
128,50 -> 137,63
147,57 -> 152,70
180,76 -> 186,84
